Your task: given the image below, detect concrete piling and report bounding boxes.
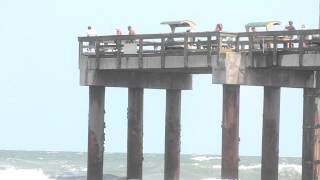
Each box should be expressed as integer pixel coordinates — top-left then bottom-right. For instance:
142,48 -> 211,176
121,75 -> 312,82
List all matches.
164,89 -> 181,180
261,87 -> 280,180
302,88 -> 320,180
87,86 -> 105,180
221,85 -> 240,179
127,88 -> 144,179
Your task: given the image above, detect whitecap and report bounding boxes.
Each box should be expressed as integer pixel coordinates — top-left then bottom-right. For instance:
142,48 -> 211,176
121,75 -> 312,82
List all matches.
279,163 -> 302,174
212,165 -> 221,169
80,167 -> 87,172
0,168 -> 54,180
192,163 -> 200,166
46,151 -> 59,154
191,156 -> 221,162
239,164 -> 261,170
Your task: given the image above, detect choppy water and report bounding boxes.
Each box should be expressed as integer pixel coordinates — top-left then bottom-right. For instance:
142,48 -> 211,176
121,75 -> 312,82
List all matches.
0,150 -> 302,180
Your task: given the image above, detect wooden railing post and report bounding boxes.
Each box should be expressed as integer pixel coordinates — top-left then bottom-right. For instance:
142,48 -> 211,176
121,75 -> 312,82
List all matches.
299,34 -> 305,67
184,35 -> 188,68
95,39 -> 101,58
272,36 -> 278,67
215,33 -> 222,68
248,33 -> 254,67
116,39 -> 121,68
161,37 -> 165,68
138,38 -> 143,69
207,35 -> 212,67
235,35 -> 240,52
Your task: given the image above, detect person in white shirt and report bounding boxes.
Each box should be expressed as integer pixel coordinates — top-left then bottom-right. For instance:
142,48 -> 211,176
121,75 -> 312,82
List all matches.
87,26 -> 97,51
87,26 -> 97,36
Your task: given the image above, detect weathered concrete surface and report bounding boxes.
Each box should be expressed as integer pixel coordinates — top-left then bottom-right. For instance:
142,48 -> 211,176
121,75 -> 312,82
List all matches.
80,70 -> 192,90
234,52 -> 320,69
221,85 -> 240,179
302,88 -> 320,180
87,86 -> 105,180
127,88 -> 144,179
80,51 -> 320,70
261,87 -> 280,180
80,54 -> 214,71
212,52 -> 320,88
164,89 -> 181,180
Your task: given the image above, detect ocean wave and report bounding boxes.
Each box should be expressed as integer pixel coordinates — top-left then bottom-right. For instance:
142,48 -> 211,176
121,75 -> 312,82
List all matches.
0,168 -> 54,180
56,174 -> 125,180
212,165 -> 221,169
192,163 -> 200,166
239,164 -> 261,170
191,156 -> 221,162
279,163 -> 302,174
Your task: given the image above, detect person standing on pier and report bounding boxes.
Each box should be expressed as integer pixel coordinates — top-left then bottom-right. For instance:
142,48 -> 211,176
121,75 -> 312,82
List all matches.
116,28 -> 122,35
127,25 -> 136,43
128,25 -> 136,35
285,20 -> 296,31
86,26 -> 97,52
284,21 -> 296,48
215,23 -> 223,32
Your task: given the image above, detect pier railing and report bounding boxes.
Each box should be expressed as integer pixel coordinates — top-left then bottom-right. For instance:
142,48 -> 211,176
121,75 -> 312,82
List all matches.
78,29 -> 320,59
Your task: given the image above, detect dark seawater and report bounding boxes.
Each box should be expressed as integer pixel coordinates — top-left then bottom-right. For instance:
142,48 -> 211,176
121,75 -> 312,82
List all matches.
0,150 -> 301,180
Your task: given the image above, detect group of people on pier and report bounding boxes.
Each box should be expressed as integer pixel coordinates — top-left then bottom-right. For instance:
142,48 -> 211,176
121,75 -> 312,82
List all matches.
87,25 -> 136,37
87,21 -> 297,37
85,20 -> 309,52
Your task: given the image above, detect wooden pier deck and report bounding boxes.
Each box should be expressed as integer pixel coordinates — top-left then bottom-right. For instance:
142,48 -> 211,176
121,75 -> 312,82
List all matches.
78,29 -> 320,180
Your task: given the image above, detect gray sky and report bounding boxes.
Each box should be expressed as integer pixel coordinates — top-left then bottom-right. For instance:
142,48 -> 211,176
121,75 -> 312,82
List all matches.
0,0 -> 318,157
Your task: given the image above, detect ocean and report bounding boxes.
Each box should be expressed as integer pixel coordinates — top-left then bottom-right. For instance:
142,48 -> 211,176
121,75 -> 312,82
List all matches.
0,150 -> 302,180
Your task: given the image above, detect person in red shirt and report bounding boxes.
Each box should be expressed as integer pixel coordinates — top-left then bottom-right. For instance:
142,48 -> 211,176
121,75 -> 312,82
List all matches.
215,23 -> 223,32
116,29 -> 122,35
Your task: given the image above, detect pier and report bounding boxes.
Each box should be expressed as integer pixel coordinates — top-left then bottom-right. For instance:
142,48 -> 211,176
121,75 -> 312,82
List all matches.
78,29 -> 320,180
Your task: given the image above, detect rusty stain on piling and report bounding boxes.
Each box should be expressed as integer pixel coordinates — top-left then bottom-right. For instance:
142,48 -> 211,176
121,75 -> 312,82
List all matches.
314,97 -> 320,180
164,89 -> 181,180
87,86 -> 105,180
127,88 -> 144,179
221,85 -> 240,179
261,87 -> 280,180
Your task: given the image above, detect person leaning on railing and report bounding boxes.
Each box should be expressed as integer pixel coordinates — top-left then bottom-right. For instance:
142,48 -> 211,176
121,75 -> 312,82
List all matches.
87,26 -> 97,52
127,25 -> 136,43
251,27 -> 263,49
283,20 -> 296,48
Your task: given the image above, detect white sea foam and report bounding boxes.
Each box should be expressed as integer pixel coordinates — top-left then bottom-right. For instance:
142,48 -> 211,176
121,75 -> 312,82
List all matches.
200,178 -> 223,180
279,163 -> 302,174
212,165 -> 221,169
192,163 -> 200,166
46,151 -> 59,154
191,156 -> 221,162
80,167 -> 87,172
239,164 -> 261,170
211,163 -> 301,174
0,168 -> 54,180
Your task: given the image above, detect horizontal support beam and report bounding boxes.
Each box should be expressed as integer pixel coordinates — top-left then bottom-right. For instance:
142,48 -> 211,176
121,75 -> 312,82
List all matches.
213,68 -> 319,88
80,70 -> 192,90
212,52 -> 320,88
79,53 -> 214,71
